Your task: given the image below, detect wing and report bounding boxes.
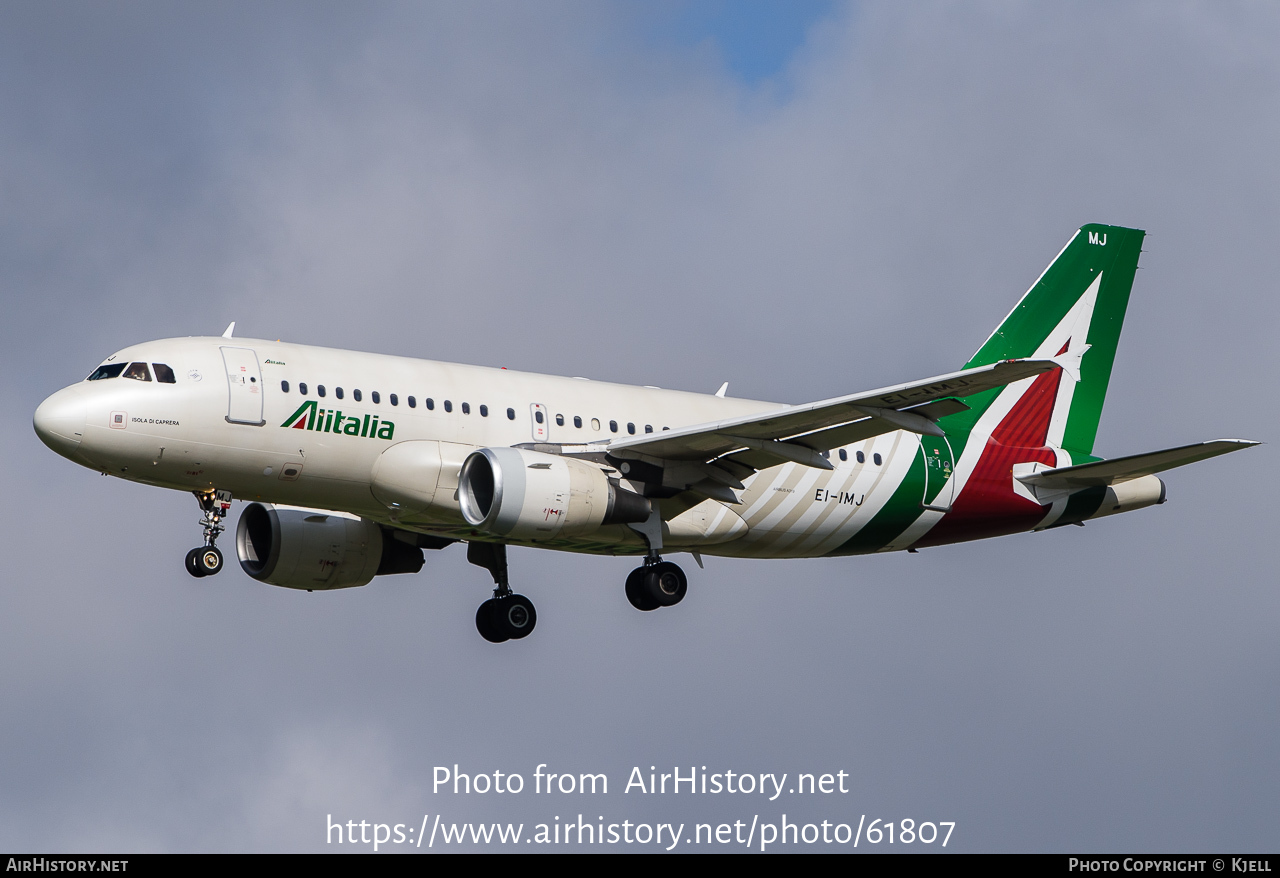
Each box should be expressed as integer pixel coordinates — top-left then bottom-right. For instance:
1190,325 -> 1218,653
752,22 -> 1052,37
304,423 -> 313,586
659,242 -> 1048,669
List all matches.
599,358 -> 1060,502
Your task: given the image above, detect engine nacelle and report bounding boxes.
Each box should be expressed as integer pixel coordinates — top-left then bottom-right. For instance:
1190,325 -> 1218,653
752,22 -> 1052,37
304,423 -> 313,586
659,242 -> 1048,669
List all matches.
458,447 -> 651,540
369,439 -> 476,518
236,503 -> 424,590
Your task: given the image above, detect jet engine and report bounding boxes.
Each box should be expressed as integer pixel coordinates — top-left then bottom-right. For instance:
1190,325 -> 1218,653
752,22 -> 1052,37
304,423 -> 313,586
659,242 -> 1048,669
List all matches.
236,502 -> 424,590
458,447 -> 651,540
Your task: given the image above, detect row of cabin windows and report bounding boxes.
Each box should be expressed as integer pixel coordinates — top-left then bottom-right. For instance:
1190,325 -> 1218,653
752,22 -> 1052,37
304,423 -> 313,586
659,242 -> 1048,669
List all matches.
542,410 -> 663,434
280,381 -> 491,417
279,380 -> 671,433
87,362 -> 177,383
825,448 -> 881,465
275,379 -> 883,463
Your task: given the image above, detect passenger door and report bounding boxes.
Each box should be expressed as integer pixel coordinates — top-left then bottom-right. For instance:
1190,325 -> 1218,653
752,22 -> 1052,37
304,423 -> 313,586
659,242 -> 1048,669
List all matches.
221,346 -> 265,426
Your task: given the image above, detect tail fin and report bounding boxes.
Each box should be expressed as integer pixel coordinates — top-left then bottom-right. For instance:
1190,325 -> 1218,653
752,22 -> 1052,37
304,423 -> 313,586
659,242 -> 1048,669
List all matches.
957,223 -> 1144,456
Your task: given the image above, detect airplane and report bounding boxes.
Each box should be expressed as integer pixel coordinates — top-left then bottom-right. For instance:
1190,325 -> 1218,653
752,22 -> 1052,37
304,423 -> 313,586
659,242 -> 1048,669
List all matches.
33,224 -> 1257,643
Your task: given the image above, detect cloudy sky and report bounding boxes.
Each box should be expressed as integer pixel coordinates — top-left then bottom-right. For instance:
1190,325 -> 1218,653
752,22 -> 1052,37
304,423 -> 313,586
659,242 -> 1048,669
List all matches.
2,1 -> 1276,852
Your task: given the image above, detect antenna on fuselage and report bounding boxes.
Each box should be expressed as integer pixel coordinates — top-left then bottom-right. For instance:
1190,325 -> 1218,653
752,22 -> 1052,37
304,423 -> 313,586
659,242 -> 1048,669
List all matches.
222,322 -> 236,339
714,382 -> 728,398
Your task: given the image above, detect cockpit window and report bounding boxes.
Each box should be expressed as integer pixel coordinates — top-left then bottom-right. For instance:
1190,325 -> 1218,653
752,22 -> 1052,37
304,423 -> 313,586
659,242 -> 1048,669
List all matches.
152,363 -> 176,384
122,362 -> 152,382
87,363 -> 126,381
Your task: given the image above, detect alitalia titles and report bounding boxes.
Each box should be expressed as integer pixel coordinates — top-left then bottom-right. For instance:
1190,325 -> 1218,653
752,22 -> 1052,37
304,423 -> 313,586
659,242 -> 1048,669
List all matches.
281,400 -> 395,440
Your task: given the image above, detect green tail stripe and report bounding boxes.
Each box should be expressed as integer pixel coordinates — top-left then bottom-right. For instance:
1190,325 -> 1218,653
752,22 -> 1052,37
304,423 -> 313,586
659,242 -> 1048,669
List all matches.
947,224 -> 1144,455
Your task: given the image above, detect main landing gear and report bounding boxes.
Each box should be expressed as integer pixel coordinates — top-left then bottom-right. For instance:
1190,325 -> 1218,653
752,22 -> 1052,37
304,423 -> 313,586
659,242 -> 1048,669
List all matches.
622,500 -> 688,611
185,489 -> 231,578
468,542 -> 537,643
624,554 -> 688,612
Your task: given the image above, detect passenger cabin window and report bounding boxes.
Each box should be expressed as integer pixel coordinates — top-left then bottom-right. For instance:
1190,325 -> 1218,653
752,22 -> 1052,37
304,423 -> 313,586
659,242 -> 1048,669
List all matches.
426,398 -> 435,410
591,418 -> 601,431
88,364 -> 126,381
555,414 -> 564,426
480,405 -> 488,417
534,410 -> 543,424
444,400 -> 452,412
353,389 -> 362,401
300,383 -> 308,395
839,449 -> 847,461
873,453 -> 882,465
507,408 -> 515,420
609,420 -> 618,433
372,391 -> 381,404
123,362 -> 151,382
573,416 -> 582,428
462,402 -> 470,414
390,394 -> 398,406
152,364 -> 176,384
627,423 -> 636,435
856,451 -> 865,463
408,396 -> 416,408
280,380 -> 290,393
317,385 -> 326,397
336,387 -> 344,400
645,425 -> 653,433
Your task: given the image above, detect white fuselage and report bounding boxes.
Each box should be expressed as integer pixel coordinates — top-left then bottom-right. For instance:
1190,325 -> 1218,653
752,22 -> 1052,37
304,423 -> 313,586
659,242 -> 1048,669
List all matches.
35,336 -> 926,559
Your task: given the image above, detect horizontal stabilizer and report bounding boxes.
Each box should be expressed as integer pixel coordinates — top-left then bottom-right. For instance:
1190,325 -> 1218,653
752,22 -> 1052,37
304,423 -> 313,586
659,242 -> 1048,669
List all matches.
1017,439 -> 1260,491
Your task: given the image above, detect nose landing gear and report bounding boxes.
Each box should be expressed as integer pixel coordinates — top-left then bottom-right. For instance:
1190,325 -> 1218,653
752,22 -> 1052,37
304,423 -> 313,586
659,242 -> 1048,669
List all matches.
469,542 -> 537,642
186,489 -> 231,578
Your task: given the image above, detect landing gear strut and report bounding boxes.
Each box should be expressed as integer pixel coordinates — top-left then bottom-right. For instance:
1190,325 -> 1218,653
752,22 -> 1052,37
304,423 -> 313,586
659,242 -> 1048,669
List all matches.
469,542 -> 537,643
186,489 -> 231,578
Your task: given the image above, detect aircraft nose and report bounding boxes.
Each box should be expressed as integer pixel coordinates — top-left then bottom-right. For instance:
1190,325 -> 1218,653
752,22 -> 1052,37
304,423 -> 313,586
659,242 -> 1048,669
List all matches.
34,386 -> 87,459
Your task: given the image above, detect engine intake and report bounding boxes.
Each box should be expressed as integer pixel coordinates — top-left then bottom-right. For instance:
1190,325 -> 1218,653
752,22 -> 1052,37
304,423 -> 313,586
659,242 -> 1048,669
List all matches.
458,447 -> 651,540
236,502 -> 423,590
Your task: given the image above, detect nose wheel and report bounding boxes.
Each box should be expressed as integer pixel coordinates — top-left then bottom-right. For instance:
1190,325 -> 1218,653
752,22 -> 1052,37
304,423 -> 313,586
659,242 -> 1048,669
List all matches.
186,489 -> 231,578
186,546 -> 224,577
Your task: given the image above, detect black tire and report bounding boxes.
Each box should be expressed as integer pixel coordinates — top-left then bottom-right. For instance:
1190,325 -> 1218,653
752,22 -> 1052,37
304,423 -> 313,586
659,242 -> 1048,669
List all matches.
185,548 -> 208,578
494,594 -> 537,640
625,566 -> 660,611
476,599 -> 508,643
198,546 -> 224,576
644,561 -> 687,607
